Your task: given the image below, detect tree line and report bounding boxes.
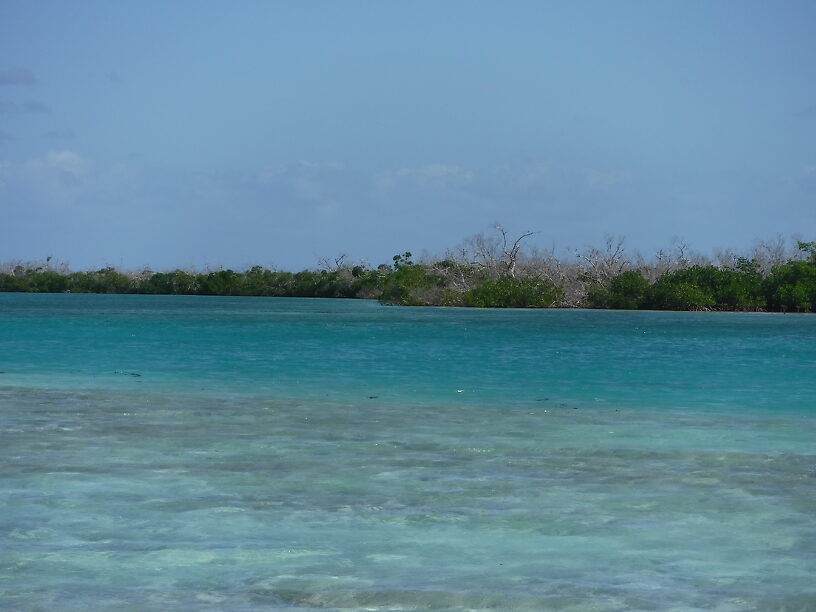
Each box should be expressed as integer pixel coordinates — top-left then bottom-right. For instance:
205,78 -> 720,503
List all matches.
2,230 -> 815,312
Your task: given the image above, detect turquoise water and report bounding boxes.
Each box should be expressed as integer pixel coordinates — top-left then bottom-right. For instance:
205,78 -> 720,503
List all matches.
1,294 -> 815,611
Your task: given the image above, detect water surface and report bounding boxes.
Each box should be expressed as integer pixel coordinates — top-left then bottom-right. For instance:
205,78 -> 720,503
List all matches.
1,294 -> 815,610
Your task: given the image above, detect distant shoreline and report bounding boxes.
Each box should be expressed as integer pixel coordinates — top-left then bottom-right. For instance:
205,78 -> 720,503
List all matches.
2,237 -> 814,312
0,268 -> 812,313
5,291 -> 813,317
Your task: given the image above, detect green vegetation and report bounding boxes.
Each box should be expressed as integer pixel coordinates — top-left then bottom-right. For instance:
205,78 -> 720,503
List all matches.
2,235 -> 815,312
586,270 -> 650,310
763,243 -> 816,313
643,263 -> 765,311
377,253 -> 446,306
462,276 -> 562,308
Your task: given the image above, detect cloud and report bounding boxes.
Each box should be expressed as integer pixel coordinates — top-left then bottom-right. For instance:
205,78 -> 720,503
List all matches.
257,160 -> 344,181
375,164 -> 474,190
43,128 -> 76,140
39,150 -> 90,174
297,160 -> 344,171
583,169 -> 631,191
256,160 -> 347,203
796,103 -> 816,117
799,164 -> 816,191
22,100 -> 51,113
0,150 -> 165,269
0,149 -> 92,207
0,68 -> 37,85
316,199 -> 341,220
0,150 -> 151,233
488,161 -> 631,194
0,99 -> 52,114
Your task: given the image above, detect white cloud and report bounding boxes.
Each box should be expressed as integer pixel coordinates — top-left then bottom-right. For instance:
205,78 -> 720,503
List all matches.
256,164 -> 286,182
252,161 -> 353,216
485,161 -> 633,199
799,163 -> 816,191
0,150 -> 141,211
375,163 -> 474,190
583,169 -> 631,191
515,162 -> 561,186
291,176 -> 323,201
11,150 -> 91,202
316,199 -> 341,220
257,160 -> 343,185
297,160 -> 344,171
38,149 -> 90,174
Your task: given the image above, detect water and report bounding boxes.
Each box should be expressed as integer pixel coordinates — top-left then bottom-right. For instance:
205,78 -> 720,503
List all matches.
1,294 -> 815,611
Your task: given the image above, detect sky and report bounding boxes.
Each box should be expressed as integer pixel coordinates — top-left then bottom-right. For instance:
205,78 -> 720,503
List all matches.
1,0 -> 814,271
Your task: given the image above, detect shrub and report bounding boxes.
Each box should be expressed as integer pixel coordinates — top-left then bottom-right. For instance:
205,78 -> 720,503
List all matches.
608,270 -> 649,309
464,276 -> 562,308
378,263 -> 444,306
764,261 -> 816,312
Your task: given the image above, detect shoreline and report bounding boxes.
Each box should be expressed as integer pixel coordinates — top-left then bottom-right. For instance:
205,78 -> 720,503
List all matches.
0,289 -> 806,314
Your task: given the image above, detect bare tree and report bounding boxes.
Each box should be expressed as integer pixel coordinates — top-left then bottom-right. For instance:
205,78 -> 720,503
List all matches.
751,235 -> 790,275
318,252 -> 348,272
575,235 -> 630,285
1,256 -> 70,275
495,224 -> 536,278
524,244 -> 583,307
441,246 -> 475,291
714,247 -> 740,269
649,237 -> 708,279
462,230 -> 501,277
454,224 -> 537,279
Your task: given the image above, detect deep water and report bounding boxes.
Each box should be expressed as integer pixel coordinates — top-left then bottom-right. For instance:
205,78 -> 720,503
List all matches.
1,294 -> 815,611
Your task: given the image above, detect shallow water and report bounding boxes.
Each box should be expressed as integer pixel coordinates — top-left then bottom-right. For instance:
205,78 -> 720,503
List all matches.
1,294 -> 815,610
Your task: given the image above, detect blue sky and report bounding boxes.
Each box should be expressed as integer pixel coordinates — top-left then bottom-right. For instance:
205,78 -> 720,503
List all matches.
1,0 -> 814,270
